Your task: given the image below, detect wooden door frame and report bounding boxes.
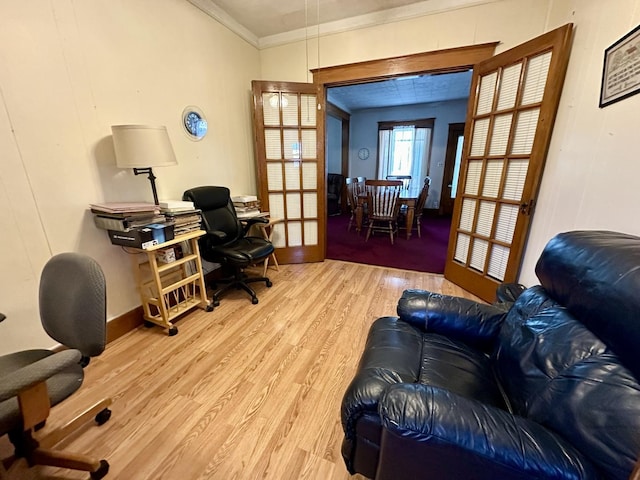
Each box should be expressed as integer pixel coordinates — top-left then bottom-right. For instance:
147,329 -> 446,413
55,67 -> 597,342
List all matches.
440,122 -> 466,215
311,43 -> 499,257
326,101 -> 350,213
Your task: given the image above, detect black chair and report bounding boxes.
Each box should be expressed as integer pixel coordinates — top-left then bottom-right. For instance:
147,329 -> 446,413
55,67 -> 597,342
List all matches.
0,253 -> 112,479
183,186 -> 274,306
327,173 -> 344,216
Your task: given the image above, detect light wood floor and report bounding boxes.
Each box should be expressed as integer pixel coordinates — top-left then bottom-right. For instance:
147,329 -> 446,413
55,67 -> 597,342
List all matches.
5,259 -> 480,480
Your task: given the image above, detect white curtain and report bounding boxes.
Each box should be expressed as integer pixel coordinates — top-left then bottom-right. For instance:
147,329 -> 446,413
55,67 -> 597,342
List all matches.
377,126 -> 430,185
378,129 -> 391,178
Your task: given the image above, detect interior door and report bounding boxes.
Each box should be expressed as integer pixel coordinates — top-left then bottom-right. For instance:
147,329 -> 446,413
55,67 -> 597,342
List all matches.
440,122 -> 465,215
251,81 -> 324,264
444,24 -> 573,302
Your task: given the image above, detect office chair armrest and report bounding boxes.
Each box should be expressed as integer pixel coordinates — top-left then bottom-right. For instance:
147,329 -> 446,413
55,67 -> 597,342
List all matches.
240,216 -> 269,235
210,230 -> 227,241
0,349 -> 82,403
243,217 -> 269,226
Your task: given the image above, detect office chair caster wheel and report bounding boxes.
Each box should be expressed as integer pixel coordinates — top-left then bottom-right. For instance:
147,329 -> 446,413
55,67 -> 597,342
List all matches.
213,298 -> 220,307
205,304 -> 214,312
144,321 -> 154,328
168,326 -> 179,336
95,408 -> 111,426
90,460 -> 109,479
266,280 -> 273,287
251,297 -> 259,305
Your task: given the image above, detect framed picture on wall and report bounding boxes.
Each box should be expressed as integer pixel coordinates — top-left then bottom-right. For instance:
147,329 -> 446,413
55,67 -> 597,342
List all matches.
599,24 -> 640,108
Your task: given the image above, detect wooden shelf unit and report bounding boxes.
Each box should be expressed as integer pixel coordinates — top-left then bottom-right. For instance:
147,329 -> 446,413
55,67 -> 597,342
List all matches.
129,230 -> 212,335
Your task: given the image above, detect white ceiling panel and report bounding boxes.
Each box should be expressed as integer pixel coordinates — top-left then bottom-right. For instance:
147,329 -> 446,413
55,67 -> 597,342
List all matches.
327,70 -> 472,111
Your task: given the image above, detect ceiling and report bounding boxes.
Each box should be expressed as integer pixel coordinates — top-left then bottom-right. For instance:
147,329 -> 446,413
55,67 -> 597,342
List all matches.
188,0 -> 480,110
199,0 -> 436,38
328,70 -> 472,111
188,0 -> 494,47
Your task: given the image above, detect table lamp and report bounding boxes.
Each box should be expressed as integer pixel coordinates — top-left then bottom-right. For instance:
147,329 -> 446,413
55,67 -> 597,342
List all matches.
111,125 -> 178,205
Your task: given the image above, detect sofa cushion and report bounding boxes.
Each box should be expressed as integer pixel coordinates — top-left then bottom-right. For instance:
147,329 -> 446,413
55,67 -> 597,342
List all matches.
493,286 -> 608,416
494,242 -> 640,479
535,230 -> 640,382
420,334 -> 506,409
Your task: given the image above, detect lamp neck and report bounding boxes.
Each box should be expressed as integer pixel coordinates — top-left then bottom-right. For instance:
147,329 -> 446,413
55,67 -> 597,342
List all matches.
132,167 -> 159,205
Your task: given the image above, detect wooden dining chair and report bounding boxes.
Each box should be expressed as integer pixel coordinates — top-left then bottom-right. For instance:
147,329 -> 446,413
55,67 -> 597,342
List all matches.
364,179 -> 402,244
399,176 -> 431,238
386,175 -> 411,191
346,177 -> 367,232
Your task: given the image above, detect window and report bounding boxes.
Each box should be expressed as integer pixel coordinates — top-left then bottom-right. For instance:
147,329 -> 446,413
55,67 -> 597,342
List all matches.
377,119 -> 434,183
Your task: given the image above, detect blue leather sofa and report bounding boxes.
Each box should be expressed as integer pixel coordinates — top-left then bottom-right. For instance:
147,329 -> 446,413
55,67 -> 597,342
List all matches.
341,231 -> 640,479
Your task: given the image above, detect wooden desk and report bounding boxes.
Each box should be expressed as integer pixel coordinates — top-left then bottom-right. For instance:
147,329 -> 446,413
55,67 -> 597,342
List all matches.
129,230 -> 212,336
355,186 -> 420,240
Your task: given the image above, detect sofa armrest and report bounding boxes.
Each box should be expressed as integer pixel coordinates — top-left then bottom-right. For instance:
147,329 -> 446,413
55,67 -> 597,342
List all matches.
341,317 -> 422,440
397,289 -> 508,351
376,384 -> 598,480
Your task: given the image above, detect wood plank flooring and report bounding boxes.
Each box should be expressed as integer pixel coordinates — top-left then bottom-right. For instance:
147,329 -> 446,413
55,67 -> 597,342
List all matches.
4,260 -> 480,479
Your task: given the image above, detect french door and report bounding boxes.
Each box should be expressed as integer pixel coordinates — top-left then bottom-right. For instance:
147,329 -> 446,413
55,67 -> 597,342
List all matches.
444,24 -> 573,302
251,81 -> 324,264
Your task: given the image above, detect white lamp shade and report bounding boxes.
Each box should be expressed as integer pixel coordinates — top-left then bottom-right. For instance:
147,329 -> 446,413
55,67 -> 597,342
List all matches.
111,125 -> 178,168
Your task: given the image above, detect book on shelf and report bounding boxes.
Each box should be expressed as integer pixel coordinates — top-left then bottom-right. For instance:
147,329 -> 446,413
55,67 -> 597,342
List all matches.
174,224 -> 202,236
231,195 -> 258,203
89,202 -> 158,214
236,209 -> 267,219
163,208 -> 201,218
93,213 -> 167,231
159,200 -> 194,210
90,209 -> 159,219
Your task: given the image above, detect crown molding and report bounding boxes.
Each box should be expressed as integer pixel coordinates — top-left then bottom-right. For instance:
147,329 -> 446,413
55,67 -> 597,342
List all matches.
258,0 -> 500,49
186,0 -> 259,47
188,0 -> 500,51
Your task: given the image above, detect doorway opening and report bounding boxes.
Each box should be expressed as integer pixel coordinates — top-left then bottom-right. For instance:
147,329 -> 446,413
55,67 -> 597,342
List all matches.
323,69 -> 474,273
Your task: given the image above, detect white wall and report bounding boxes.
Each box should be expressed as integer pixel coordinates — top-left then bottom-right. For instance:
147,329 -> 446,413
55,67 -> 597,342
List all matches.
519,0 -> 640,285
3,0 -> 639,353
260,0 -> 552,82
261,0 -> 640,288
348,100 -> 468,208
0,0 -> 260,354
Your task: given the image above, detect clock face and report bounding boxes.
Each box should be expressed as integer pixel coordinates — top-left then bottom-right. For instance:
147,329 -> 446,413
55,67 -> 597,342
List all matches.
182,107 -> 208,140
358,148 -> 370,160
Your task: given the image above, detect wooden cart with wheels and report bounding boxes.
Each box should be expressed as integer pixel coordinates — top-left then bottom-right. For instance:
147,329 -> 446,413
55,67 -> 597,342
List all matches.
129,230 -> 212,335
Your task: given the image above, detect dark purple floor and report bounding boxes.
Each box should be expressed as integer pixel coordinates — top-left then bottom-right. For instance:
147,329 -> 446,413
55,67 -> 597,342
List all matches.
326,212 -> 451,274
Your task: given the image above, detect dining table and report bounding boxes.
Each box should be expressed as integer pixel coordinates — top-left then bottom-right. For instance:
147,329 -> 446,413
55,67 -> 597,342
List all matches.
355,185 -> 421,240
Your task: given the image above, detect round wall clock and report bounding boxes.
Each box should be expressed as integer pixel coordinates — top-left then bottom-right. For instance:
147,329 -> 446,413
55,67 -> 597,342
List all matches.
358,148 -> 370,160
182,106 -> 208,140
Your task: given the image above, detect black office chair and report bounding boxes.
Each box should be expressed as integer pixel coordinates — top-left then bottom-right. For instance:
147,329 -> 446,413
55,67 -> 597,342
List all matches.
0,253 -> 112,479
183,186 -> 274,306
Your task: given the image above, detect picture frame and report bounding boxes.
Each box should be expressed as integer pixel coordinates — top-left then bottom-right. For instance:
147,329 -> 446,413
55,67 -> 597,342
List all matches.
599,24 -> 640,108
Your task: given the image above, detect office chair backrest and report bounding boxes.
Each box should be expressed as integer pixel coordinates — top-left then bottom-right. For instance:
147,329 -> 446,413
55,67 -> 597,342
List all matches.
39,253 -> 106,358
183,186 -> 242,245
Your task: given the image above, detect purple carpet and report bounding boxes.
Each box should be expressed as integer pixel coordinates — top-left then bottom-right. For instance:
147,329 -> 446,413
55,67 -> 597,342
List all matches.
326,212 -> 452,273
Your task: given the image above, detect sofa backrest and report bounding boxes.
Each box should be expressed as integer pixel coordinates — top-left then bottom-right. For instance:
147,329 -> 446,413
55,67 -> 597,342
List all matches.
536,230 -> 640,381
493,231 -> 640,479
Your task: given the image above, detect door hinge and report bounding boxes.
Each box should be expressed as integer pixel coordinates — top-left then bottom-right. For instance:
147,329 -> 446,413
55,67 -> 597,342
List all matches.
519,199 -> 536,215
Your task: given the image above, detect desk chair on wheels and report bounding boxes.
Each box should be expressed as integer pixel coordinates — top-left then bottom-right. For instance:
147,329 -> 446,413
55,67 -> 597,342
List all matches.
0,253 -> 112,479
183,186 -> 275,307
